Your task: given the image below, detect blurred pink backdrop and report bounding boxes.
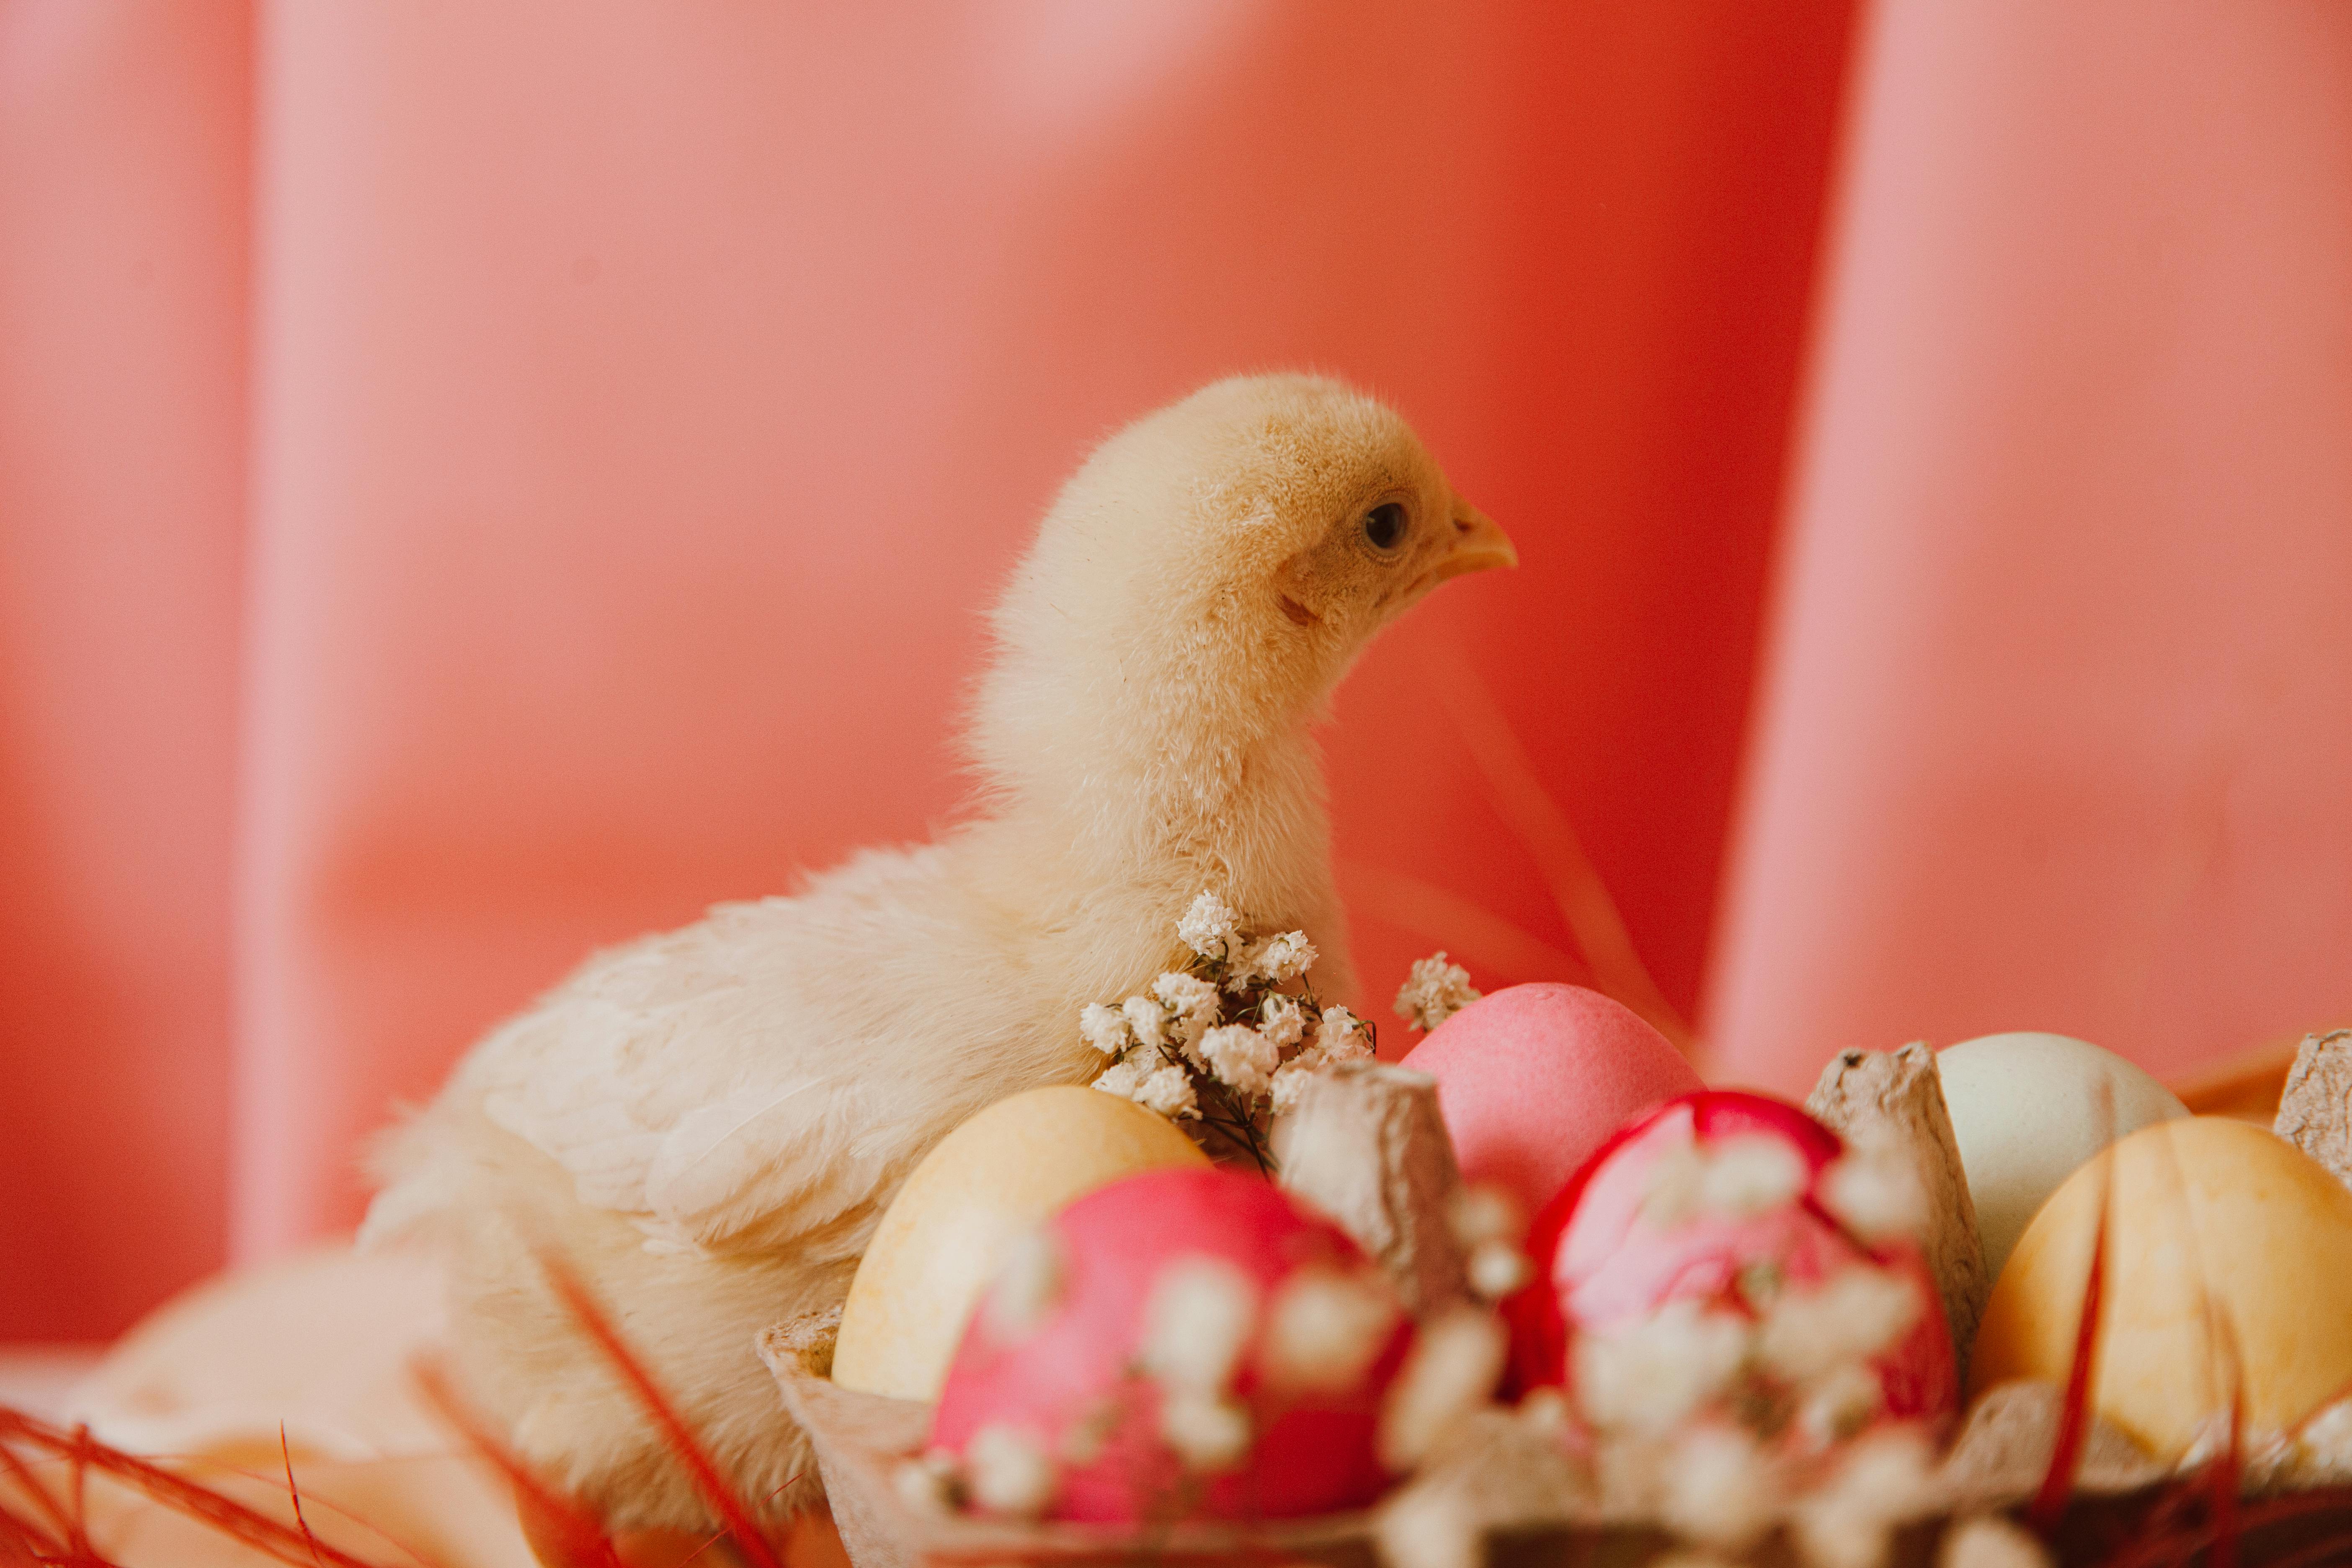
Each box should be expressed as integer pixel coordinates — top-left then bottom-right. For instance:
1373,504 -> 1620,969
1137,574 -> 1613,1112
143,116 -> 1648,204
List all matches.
2,0 -> 2345,1341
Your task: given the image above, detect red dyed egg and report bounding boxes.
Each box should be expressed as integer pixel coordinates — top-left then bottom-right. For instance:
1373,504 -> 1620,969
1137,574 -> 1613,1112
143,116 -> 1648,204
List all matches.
930,1166 -> 1412,1523
1503,1091 -> 1957,1427
1400,983 -> 1702,1216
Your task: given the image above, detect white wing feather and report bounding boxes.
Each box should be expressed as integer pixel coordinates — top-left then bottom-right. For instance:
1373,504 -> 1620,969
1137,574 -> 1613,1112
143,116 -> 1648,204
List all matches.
421,844 -> 1049,1257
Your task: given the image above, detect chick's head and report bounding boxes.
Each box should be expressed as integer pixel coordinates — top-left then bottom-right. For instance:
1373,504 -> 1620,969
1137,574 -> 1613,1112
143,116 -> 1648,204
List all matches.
980,375 -> 1514,772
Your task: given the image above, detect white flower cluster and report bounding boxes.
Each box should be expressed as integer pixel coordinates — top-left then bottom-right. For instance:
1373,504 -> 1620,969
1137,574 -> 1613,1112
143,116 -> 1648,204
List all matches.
1081,891 -> 1373,1173
1639,1133 -> 1811,1230
1142,1256 -> 1261,1470
1395,951 -> 1481,1032
1558,1129 -> 1951,1568
1449,1184 -> 1534,1301
913,1248 -> 1414,1516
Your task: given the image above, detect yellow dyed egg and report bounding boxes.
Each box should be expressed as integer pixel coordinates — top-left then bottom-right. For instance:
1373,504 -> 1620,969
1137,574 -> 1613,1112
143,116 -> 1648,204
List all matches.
831,1085 -> 1207,1400
1971,1117 -> 2352,1455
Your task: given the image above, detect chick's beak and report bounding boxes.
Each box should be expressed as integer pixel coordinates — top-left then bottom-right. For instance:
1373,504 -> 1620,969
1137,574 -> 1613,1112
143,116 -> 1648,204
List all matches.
1432,503 -> 1518,581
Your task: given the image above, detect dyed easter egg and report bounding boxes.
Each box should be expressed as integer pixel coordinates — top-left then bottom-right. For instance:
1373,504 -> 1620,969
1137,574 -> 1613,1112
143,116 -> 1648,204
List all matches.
1937,1032 -> 2187,1278
1972,1116 -> 2352,1456
1505,1090 -> 1958,1430
930,1166 -> 1421,1523
831,1086 -> 1207,1401
1400,983 -> 1702,1215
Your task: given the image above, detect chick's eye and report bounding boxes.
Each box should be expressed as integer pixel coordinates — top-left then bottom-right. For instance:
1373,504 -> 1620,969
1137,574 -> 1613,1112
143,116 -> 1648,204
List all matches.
1361,502 -> 1408,553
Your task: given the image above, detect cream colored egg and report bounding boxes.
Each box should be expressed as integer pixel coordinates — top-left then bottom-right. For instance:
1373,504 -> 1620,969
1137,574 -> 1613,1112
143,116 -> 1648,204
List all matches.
1971,1117 -> 2352,1456
1937,1031 -> 2186,1278
830,1085 -> 1207,1400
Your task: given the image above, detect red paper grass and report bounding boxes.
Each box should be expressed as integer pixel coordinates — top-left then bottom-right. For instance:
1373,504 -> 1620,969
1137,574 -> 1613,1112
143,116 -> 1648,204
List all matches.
409,1361 -> 623,1568
2030,1153 -> 2112,1534
0,1251 -> 797,1568
1426,633 -> 1700,1059
0,1407 -> 394,1568
541,1256 -> 785,1568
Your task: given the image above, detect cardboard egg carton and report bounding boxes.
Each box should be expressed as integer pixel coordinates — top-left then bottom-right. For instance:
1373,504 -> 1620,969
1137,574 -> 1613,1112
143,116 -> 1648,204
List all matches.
762,1040 -> 2352,1567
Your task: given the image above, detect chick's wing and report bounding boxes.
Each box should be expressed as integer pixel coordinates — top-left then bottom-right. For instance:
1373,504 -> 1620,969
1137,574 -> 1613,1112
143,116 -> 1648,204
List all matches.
459,851 -> 976,1257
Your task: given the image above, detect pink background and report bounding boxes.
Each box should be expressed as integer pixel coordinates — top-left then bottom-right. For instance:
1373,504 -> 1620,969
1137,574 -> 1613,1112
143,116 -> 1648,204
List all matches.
3,0 -> 2346,1341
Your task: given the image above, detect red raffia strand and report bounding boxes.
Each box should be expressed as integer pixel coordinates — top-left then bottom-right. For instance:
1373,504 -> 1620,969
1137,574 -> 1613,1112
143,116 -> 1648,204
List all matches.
409,1360 -> 623,1568
2210,1394 -> 2244,1568
2246,1490 -> 2352,1568
0,1514 -> 46,1568
2179,1117 -> 2247,1568
0,1408 -> 396,1568
67,1426 -> 92,1560
2099,1485 -> 2352,1568
281,1425 -> 329,1568
0,1465 -> 64,1568
0,1421 -> 75,1549
1335,860 -> 1595,990
1423,634 -> 1701,1062
542,1257 -> 784,1568
672,1475 -> 814,1568
2030,1092 -> 2116,1534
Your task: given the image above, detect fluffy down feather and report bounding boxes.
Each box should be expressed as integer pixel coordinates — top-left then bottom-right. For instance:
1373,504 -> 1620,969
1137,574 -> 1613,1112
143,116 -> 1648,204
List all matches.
361,373 -> 1514,1532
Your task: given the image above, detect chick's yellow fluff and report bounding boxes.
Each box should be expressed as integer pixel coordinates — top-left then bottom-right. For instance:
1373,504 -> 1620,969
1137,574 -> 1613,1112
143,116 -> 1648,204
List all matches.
360,373 -> 1514,1532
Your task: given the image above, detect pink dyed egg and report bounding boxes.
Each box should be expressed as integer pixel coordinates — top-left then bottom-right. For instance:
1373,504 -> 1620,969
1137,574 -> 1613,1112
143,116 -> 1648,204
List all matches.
1504,1091 -> 1957,1426
1399,983 -> 1702,1215
930,1166 -> 1413,1523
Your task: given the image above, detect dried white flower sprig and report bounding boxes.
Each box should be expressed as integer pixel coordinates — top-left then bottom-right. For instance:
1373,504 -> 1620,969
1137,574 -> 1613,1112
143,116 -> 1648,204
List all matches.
1084,891 -> 1374,1173
1395,951 -> 1481,1033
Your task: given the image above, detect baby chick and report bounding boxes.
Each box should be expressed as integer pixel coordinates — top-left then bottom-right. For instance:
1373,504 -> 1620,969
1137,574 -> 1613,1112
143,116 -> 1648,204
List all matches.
361,374 -> 1514,1537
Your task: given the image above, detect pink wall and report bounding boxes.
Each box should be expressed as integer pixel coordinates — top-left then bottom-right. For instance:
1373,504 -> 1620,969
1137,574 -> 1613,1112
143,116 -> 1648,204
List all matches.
1708,0 -> 2352,1091
3,3 -> 1852,1336
0,1 -> 250,1341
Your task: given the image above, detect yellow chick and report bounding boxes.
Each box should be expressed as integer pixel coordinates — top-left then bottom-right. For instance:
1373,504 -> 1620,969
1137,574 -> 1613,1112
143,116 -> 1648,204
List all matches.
360,373 -> 1514,1537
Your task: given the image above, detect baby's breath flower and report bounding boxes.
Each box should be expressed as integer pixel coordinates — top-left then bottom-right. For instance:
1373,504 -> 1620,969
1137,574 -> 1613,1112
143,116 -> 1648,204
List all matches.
1940,1515 -> 2053,1568
964,1424 -> 1057,1517
1078,1001 -> 1131,1056
1260,1266 -> 1399,1395
1660,1423 -> 1776,1552
1120,994 -> 1166,1053
1643,1134 -> 1808,1229
1377,1308 -> 1506,1469
1258,992 -> 1306,1050
1314,1004 -> 1373,1063
892,1450 -> 960,1514
1516,1386 -> 1570,1435
1268,1059 -> 1318,1116
1757,1264 -> 1922,1382
1159,1390 -> 1252,1472
1820,1147 -> 1930,1244
1573,1301 -> 1751,1434
1640,1142 -> 1707,1230
1200,1023 -> 1278,1096
1141,1256 -> 1258,1393
1253,930 -> 1318,983
1395,952 -> 1480,1032
1133,1063 -> 1199,1119
1152,971 -> 1220,1035
982,1229 -> 1066,1341
1449,1185 -> 1524,1249
1379,1488 -> 1480,1568
1177,890 -> 1242,958
1466,1240 -> 1532,1300
1699,1134 -> 1810,1218
1794,1362 -> 1885,1448
1090,1058 -> 1147,1099
1788,1429 -> 1937,1568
